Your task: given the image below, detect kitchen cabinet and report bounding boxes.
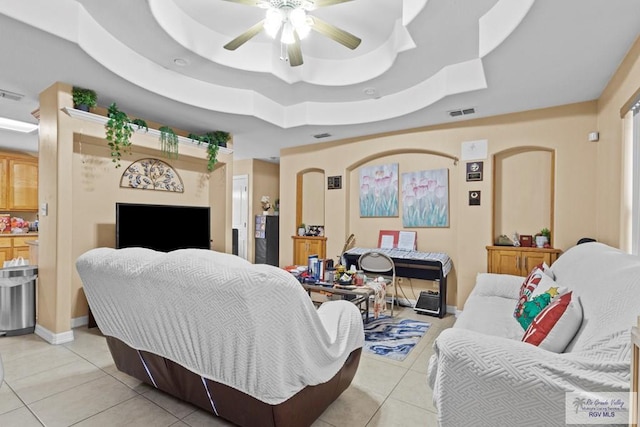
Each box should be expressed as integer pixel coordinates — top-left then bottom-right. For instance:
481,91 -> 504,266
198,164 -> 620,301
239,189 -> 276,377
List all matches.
0,159 -> 7,209
292,236 -> 327,265
0,237 -> 12,264
8,159 -> 38,211
487,245 -> 561,276
0,235 -> 38,264
13,236 -> 37,260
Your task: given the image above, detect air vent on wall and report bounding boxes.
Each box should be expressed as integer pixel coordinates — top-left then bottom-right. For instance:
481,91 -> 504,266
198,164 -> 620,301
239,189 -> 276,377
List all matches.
313,133 -> 332,139
448,107 -> 476,118
0,89 -> 24,101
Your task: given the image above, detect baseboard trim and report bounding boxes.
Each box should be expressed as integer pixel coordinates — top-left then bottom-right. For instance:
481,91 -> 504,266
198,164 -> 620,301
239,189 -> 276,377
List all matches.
35,324 -> 74,345
71,316 -> 88,328
447,305 -> 460,317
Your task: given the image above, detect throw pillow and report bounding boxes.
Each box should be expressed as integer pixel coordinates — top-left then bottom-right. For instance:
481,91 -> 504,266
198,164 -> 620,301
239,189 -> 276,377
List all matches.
521,291 -> 583,353
540,262 -> 555,280
515,285 -> 566,330
517,263 -> 553,298
513,267 -> 556,326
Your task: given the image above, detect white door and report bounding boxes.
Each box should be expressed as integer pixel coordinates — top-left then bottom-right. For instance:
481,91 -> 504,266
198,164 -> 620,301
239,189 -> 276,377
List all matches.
233,175 -> 249,260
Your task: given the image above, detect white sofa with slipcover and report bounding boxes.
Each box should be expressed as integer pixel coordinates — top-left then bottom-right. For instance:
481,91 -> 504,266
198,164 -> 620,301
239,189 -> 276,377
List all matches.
428,242 -> 639,426
76,247 -> 364,427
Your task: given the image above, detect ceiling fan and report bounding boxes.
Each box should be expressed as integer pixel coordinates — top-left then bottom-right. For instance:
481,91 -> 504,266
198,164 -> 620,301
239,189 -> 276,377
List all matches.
222,0 -> 362,67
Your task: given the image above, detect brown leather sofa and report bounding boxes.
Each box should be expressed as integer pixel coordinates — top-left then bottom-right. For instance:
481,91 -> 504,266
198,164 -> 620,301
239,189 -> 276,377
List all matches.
107,337 -> 361,426
76,247 -> 365,427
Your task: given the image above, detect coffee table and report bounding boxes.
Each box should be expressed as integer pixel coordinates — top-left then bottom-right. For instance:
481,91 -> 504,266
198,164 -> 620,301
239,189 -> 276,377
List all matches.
301,283 -> 375,323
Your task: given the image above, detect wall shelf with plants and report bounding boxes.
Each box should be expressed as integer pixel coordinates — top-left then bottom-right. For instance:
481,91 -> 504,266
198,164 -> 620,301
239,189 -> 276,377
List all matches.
62,107 -> 233,163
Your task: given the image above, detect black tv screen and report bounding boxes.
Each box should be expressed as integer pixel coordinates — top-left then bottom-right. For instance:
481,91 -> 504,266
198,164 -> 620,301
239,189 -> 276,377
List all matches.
116,203 -> 210,252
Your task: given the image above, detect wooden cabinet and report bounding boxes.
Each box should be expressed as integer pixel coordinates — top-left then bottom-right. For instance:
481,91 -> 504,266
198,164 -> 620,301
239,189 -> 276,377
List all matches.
0,153 -> 38,211
0,235 -> 38,263
292,236 -> 327,265
0,159 -> 7,209
8,159 -> 38,211
487,246 -> 561,276
0,237 -> 12,264
13,236 -> 37,260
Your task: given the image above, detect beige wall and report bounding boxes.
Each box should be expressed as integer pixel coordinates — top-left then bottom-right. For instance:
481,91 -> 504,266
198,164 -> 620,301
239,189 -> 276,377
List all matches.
280,102 -> 599,309
302,171 -> 325,227
39,83 -> 233,329
281,36 -> 640,310
70,141 -> 217,318
596,36 -> 640,248
36,35 -> 640,328
494,149 -> 553,240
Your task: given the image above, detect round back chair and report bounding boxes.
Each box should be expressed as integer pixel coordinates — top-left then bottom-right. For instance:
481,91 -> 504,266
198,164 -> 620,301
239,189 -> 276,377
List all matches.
357,251 -> 396,316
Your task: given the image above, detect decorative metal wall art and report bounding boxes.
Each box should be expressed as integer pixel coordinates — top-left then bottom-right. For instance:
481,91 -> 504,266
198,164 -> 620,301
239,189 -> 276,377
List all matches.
120,158 -> 184,192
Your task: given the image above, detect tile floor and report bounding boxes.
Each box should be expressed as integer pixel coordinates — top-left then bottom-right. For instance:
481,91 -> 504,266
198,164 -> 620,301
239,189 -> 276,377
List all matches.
0,307 -> 455,426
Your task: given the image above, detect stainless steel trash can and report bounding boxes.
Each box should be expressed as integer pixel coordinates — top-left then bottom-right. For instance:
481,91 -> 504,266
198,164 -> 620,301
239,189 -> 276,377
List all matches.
0,265 -> 38,336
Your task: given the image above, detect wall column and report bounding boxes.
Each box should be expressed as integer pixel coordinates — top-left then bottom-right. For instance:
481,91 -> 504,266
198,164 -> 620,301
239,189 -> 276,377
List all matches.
37,82 -> 74,343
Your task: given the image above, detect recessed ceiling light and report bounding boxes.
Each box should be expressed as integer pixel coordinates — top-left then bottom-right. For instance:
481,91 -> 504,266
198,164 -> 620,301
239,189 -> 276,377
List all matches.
363,87 -> 381,99
173,58 -> 189,67
0,117 -> 38,133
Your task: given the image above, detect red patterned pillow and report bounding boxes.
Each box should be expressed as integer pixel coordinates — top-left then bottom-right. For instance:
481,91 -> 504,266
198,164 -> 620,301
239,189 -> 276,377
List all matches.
522,291 -> 583,352
514,267 -> 546,321
518,263 -> 553,298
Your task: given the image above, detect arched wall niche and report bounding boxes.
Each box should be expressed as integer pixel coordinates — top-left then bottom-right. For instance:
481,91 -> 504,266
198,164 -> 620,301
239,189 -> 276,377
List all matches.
295,167 -> 325,231
493,146 -> 555,245
342,148 -> 458,250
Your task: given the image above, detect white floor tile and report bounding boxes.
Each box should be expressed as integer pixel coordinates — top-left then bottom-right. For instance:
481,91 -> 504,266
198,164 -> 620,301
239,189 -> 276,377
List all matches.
10,359 -> 105,404
0,406 -> 43,426
73,395 -> 179,427
0,305 -> 454,426
366,398 -> 439,426
28,375 -> 138,427
0,383 -> 24,415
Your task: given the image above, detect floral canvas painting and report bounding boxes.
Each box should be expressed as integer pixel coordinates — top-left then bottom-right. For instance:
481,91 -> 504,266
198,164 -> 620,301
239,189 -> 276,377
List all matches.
359,163 -> 398,217
401,168 -> 449,227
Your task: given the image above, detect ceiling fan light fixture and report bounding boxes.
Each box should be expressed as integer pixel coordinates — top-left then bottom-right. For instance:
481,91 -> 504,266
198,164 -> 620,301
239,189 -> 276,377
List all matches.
264,9 -> 283,38
281,22 -> 296,44
289,8 -> 310,39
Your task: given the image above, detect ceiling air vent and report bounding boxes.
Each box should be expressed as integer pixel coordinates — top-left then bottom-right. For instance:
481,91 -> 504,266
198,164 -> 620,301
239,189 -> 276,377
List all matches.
0,89 -> 24,101
313,133 -> 332,139
448,107 -> 476,118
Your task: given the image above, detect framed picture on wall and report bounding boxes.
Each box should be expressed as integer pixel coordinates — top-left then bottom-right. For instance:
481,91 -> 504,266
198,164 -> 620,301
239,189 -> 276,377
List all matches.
359,163 -> 399,217
401,168 -> 449,227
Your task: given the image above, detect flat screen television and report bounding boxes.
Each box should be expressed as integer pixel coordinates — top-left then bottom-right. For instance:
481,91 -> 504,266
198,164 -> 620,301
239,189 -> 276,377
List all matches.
116,203 -> 210,252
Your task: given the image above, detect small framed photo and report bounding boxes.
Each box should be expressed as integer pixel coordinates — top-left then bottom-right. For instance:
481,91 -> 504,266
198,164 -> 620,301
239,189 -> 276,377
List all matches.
520,235 -> 533,247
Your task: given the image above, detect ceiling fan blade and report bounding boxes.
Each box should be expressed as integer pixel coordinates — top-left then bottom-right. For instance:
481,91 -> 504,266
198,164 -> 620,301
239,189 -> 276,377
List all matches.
220,0 -> 268,7
287,33 -> 304,67
310,16 -> 361,50
308,0 -> 355,9
224,20 -> 265,51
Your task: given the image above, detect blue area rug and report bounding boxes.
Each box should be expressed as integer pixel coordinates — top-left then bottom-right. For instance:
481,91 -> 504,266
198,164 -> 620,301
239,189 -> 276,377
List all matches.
363,315 -> 431,361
